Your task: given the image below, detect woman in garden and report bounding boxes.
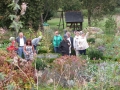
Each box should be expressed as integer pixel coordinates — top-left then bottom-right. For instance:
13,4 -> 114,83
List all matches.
53,30 -> 62,53
73,31 -> 81,56
79,31 -> 89,55
7,37 -> 17,53
66,31 -> 73,55
59,35 -> 70,56
24,39 -> 36,61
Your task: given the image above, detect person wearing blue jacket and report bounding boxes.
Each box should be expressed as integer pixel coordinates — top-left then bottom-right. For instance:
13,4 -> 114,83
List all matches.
52,31 -> 62,53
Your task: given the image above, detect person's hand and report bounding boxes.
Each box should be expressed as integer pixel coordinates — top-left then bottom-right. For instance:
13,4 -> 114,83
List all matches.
26,52 -> 28,55
34,53 -> 37,56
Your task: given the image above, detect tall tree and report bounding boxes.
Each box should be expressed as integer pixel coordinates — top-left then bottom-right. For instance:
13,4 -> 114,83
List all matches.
0,0 -> 12,28
62,0 -> 117,26
80,0 -> 117,26
20,0 -> 62,31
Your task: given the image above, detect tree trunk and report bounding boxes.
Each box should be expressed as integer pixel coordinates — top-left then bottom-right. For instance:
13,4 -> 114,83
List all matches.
88,9 -> 91,27
40,13 -> 44,32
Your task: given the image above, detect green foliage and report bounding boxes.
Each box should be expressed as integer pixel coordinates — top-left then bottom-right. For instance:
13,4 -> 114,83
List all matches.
104,36 -> 120,61
86,61 -> 120,89
87,38 -> 95,44
6,84 -> 15,90
37,29 -> 54,53
87,47 -> 104,60
62,0 -> 82,11
105,16 -> 117,34
35,58 -> 47,70
95,38 -> 104,47
0,73 -> 5,81
8,2 -> 20,10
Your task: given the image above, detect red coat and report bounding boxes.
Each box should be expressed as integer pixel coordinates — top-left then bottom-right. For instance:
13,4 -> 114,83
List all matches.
7,41 -> 17,51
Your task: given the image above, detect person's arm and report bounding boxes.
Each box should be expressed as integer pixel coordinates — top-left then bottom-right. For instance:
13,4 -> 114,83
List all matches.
73,37 -> 76,50
32,45 -> 36,53
52,36 -> 55,46
23,45 -> 27,55
85,32 -> 89,38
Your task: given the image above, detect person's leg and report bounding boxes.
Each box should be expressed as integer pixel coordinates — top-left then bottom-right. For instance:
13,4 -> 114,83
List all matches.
54,47 -> 57,53
83,49 -> 86,55
75,50 -> 79,56
18,47 -> 23,57
33,45 -> 37,53
56,47 -> 60,53
79,50 -> 83,55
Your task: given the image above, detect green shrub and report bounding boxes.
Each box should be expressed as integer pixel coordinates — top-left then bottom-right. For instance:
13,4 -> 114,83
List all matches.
87,48 -> 104,60
87,38 -> 95,44
2,40 -> 10,44
104,16 -> 117,34
35,58 -> 47,70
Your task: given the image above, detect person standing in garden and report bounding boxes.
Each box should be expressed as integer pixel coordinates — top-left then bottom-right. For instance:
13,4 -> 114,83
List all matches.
32,36 -> 42,53
59,35 -> 70,56
16,32 -> 26,58
53,30 -> 62,53
79,31 -> 89,55
24,39 -> 36,61
73,31 -> 81,56
7,37 -> 17,53
66,31 -> 73,55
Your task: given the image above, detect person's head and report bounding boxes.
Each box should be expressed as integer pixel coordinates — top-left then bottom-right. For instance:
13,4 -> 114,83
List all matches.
38,36 -> 42,39
75,31 -> 80,36
66,32 -> 71,38
9,37 -> 15,41
19,32 -> 24,38
63,35 -> 68,40
26,39 -> 32,45
55,31 -> 59,36
80,31 -> 85,37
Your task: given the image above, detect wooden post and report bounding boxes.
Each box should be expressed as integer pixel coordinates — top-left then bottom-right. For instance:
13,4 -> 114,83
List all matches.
62,11 -> 64,29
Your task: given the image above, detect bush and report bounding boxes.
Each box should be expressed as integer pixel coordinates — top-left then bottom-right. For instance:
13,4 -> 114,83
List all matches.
35,58 -> 47,70
104,16 -> 117,34
87,38 -> 95,44
87,48 -> 104,60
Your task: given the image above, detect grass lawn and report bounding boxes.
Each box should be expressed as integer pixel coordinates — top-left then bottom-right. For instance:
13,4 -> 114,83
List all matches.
47,17 -> 107,31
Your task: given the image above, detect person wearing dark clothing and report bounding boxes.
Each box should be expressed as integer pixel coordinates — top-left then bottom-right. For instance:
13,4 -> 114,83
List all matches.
59,35 -> 70,56
66,32 -> 73,55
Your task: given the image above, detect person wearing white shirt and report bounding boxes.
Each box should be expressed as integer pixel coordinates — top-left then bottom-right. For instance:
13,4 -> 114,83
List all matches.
79,31 -> 89,55
16,32 -> 26,58
73,31 -> 81,56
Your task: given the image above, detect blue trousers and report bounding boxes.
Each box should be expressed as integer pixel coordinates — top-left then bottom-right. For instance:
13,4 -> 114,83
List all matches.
54,47 -> 60,53
18,46 -> 25,58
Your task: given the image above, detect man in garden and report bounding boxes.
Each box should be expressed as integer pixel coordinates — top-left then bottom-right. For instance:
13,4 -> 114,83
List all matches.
32,36 -> 42,53
16,32 -> 26,58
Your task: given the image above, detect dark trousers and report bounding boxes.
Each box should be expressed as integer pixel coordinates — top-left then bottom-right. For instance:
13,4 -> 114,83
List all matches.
33,45 -> 37,53
54,47 -> 60,53
79,49 -> 86,55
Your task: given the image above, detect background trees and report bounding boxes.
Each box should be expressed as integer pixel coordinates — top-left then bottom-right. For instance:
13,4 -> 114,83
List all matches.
0,0 -> 119,30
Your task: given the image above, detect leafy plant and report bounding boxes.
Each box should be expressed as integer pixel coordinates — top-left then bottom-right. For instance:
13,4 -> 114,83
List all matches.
0,49 -> 37,89
87,38 -> 95,44
35,58 -> 47,70
87,47 -> 104,60
105,16 -> 117,34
